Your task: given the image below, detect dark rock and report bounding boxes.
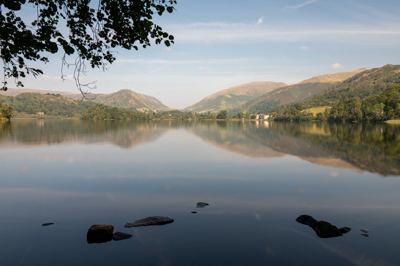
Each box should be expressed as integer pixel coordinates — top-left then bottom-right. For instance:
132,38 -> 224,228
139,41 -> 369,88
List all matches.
124,216 -> 174,228
313,221 -> 343,238
191,211 -> 197,214
361,229 -> 369,233
42,223 -> 55,226
361,233 -> 369,237
112,232 -> 132,241
296,215 -> 318,226
339,227 -> 351,234
87,224 -> 114,244
295,215 -> 351,238
196,202 -> 209,208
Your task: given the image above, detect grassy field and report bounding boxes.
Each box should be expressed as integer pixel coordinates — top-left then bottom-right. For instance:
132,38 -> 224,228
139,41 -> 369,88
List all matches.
303,106 -> 331,115
386,120 -> 400,124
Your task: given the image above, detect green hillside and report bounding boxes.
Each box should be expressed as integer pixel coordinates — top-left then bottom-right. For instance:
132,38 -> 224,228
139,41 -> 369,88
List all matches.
236,68 -> 366,113
185,81 -> 286,113
0,89 -> 170,112
0,93 -> 96,117
299,64 -> 400,109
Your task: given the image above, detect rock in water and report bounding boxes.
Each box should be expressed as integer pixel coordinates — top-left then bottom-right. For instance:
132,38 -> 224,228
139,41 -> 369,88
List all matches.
313,221 -> 343,238
196,202 -> 209,208
42,223 -> 55,226
87,224 -> 114,244
296,215 -> 318,226
295,215 -> 351,238
124,216 -> 174,228
112,232 -> 132,241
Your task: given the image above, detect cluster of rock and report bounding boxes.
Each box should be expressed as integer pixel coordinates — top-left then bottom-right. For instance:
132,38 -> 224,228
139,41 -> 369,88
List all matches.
87,224 -> 132,244
296,215 -> 351,238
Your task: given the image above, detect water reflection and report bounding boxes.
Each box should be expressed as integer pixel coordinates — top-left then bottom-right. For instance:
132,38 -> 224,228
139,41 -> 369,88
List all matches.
1,120 -> 399,176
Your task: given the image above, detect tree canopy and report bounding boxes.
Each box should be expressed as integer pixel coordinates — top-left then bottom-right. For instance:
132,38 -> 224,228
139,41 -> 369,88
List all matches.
0,0 -> 176,93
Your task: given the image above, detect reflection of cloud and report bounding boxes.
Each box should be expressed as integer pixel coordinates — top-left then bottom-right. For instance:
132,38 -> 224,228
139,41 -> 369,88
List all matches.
21,166 -> 29,171
292,228 -> 393,266
300,46 -> 309,50
265,246 -> 276,256
254,213 -> 261,221
197,167 -> 208,172
329,171 -> 340,177
297,189 -> 305,194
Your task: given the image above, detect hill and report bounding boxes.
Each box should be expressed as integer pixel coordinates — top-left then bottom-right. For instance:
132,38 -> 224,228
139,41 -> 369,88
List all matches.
299,64 -> 400,108
0,93 -> 96,117
0,88 -> 170,112
235,68 -> 366,113
185,81 -> 286,113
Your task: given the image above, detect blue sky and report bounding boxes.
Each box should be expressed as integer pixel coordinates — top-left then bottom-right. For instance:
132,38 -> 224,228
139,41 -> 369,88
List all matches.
11,0 -> 400,109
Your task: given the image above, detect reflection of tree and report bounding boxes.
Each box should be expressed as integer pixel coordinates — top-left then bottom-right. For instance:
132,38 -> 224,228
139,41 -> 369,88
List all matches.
270,122 -> 400,176
0,120 -> 172,149
0,122 -> 11,138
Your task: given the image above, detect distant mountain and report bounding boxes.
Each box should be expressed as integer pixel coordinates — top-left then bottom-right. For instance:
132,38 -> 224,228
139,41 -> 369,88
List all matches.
185,81 -> 286,113
299,64 -> 400,108
0,92 -> 96,117
92,89 -> 169,111
236,68 -> 366,113
0,88 -> 170,112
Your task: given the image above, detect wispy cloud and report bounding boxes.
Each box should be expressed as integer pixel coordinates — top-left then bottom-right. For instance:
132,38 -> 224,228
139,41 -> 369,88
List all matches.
331,63 -> 344,69
284,0 -> 318,10
256,16 -> 264,25
300,46 -> 309,50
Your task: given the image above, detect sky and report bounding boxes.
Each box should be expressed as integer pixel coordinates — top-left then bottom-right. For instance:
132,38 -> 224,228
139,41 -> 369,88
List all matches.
6,0 -> 400,109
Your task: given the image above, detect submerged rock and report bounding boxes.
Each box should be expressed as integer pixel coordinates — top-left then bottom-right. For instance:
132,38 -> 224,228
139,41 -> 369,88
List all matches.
124,216 -> 174,228
112,232 -> 132,241
87,224 -> 114,244
196,202 -> 209,208
296,215 -> 351,238
42,223 -> 55,226
191,211 -> 197,214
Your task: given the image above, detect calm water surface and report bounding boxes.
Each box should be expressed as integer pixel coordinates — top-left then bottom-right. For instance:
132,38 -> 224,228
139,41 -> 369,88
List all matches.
1,120 -> 400,265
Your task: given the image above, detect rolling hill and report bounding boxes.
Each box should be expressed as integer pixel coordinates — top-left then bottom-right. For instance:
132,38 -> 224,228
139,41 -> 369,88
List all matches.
298,64 -> 400,108
0,88 -> 170,112
185,81 -> 286,113
235,68 -> 366,113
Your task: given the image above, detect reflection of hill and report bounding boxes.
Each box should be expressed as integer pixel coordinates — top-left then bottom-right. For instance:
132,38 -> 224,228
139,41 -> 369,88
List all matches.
1,120 -> 398,176
269,122 -> 400,176
186,121 -> 358,171
0,120 -> 171,149
186,121 -> 284,158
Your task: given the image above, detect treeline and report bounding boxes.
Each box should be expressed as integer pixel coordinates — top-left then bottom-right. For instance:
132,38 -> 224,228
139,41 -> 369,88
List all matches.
0,92 -> 96,117
273,85 -> 400,122
81,104 -> 151,120
0,102 -> 14,120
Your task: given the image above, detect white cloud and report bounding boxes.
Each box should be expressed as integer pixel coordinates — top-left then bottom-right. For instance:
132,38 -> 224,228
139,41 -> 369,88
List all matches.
171,22 -> 400,45
163,47 -> 172,52
284,0 -> 318,10
300,46 -> 309,50
197,66 -> 209,71
331,63 -> 344,69
122,79 -> 129,83
256,16 -> 264,25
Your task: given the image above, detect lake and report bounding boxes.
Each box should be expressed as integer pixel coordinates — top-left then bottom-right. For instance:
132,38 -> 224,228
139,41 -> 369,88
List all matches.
1,119 -> 400,265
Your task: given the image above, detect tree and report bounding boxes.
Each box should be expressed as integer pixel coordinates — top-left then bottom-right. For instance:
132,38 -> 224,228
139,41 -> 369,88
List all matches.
0,103 -> 15,119
1,0 -> 176,95
216,110 -> 228,119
